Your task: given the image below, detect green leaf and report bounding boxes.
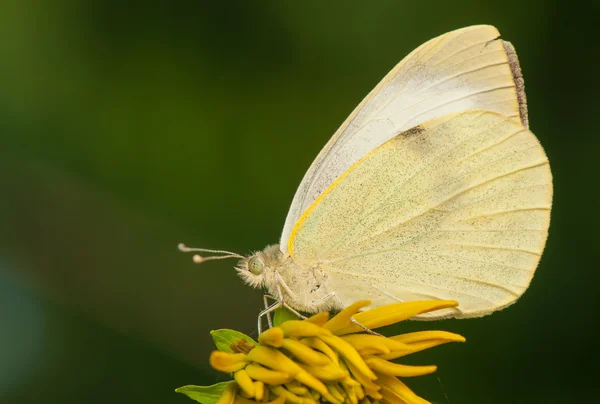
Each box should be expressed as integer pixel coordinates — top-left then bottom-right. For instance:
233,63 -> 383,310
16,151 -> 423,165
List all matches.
273,306 -> 300,327
210,329 -> 257,354
175,381 -> 233,404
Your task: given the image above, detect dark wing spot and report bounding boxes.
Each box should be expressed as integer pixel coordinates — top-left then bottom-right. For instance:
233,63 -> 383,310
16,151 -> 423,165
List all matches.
401,125 -> 425,138
503,40 -> 529,129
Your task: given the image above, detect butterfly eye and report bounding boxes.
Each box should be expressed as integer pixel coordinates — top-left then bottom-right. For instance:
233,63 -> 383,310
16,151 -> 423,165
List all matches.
248,257 -> 264,275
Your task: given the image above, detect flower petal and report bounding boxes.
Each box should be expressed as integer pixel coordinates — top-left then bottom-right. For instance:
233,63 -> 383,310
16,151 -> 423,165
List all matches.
301,337 -> 339,365
234,394 -> 259,404
354,384 -> 365,400
378,374 -> 431,404
210,351 -> 248,373
380,331 -> 466,360
245,364 -> 293,385
280,320 -> 332,338
299,363 -> 348,381
344,359 -> 380,392
258,327 -> 284,348
327,382 -> 346,403
320,335 -> 377,380
216,382 -> 238,404
267,397 -> 284,404
342,334 -> 411,356
306,312 -> 330,326
324,300 -> 371,334
295,369 -> 330,396
364,356 -> 437,377
270,386 -> 303,404
246,346 -> 302,376
335,301 -> 459,335
234,370 -> 256,397
342,380 -> 359,404
254,382 -> 264,401
282,338 -> 330,366
284,381 -> 308,396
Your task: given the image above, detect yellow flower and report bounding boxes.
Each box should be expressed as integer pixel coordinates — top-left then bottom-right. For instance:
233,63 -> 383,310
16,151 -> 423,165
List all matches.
208,300 -> 465,404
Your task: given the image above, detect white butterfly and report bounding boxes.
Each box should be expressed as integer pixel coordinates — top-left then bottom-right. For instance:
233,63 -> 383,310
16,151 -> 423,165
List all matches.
181,25 -> 552,330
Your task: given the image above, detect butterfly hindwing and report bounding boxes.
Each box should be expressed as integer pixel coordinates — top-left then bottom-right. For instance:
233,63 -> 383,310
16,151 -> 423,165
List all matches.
288,111 -> 551,319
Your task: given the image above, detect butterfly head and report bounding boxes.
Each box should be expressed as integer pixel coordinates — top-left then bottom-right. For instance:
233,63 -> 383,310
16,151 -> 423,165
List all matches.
235,244 -> 283,289
178,242 -> 283,290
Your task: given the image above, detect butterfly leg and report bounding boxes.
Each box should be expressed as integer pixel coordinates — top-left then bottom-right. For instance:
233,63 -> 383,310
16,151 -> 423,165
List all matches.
311,292 -> 382,336
263,294 -> 275,329
257,299 -> 281,334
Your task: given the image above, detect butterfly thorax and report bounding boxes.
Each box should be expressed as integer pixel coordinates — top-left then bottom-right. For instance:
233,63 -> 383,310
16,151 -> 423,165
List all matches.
236,244 -> 337,313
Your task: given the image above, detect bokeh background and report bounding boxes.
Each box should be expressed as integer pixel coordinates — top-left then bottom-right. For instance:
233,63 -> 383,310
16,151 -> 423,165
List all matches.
1,1 -> 598,403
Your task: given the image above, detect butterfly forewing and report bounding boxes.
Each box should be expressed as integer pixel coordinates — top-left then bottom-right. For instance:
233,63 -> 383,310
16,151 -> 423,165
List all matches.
280,25 -> 528,254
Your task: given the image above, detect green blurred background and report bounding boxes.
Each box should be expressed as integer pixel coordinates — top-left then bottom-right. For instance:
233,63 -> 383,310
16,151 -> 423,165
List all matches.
1,1 -> 598,403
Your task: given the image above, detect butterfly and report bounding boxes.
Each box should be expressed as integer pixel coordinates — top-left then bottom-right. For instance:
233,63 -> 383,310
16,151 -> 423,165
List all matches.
181,25 -> 552,331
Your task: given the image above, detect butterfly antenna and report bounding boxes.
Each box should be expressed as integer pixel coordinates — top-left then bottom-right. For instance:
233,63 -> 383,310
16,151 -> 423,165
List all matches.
178,243 -> 244,264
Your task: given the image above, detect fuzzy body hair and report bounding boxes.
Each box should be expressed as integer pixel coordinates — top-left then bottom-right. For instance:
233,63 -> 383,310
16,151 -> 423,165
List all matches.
236,244 -> 340,313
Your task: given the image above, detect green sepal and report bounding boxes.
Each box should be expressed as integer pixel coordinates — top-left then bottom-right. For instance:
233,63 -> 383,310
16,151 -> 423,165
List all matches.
175,381 -> 233,404
273,306 -> 300,327
210,328 -> 257,354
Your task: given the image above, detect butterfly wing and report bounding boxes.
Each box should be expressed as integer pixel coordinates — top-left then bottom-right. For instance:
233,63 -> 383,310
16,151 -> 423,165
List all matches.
280,25 -> 528,254
288,111 -> 552,319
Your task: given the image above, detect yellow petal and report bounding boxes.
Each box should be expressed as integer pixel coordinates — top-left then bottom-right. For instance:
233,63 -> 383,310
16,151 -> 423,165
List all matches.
345,359 -> 380,392
262,387 -> 270,402
364,356 -> 437,377
337,359 -> 359,387
378,374 -> 430,404
301,337 -> 339,365
216,382 -> 238,404
391,330 -> 465,344
246,346 -> 301,376
258,327 -> 284,348
234,395 -> 258,404
381,331 -> 466,360
235,369 -> 256,398
379,387 -> 405,404
282,338 -> 330,366
299,363 -> 348,381
280,320 -> 332,338
245,363 -> 293,385
270,386 -> 303,404
301,396 -> 318,404
354,384 -> 365,400
310,389 -> 321,401
335,301 -> 459,335
365,389 -> 383,400
342,334 -> 411,355
295,369 -> 329,396
381,386 -> 406,404
254,382 -> 264,401
342,380 -> 359,404
210,351 -> 248,373
284,381 -> 308,396
327,383 -> 346,403
306,311 -> 330,326
320,335 -> 377,380
341,335 -> 389,355
324,300 -> 371,334
267,397 -> 284,404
